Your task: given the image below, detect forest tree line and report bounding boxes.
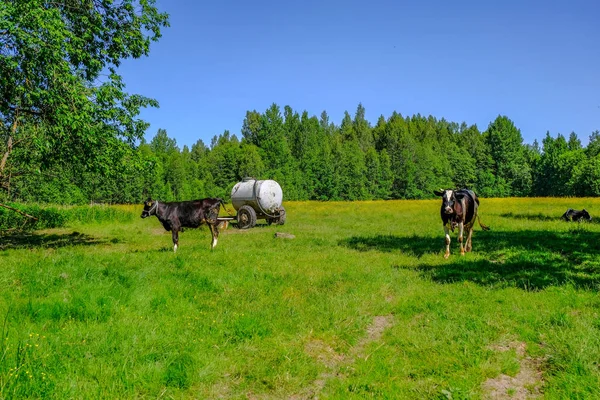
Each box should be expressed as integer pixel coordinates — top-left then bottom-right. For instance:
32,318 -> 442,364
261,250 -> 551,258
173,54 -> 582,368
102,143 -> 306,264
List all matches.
4,103 -> 600,205
3,2 -> 597,208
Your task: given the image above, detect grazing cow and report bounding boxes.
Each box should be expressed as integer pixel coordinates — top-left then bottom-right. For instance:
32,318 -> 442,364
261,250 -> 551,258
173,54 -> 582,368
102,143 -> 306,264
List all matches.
561,208 -> 592,222
141,197 -> 228,252
433,189 -> 490,259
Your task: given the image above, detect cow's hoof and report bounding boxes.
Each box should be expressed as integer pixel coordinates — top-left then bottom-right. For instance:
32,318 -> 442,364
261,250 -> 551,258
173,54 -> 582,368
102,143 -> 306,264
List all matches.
444,253 -> 450,259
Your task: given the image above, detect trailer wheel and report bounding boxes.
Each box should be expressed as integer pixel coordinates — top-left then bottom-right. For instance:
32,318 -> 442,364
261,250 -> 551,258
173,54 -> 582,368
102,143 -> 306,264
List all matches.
237,205 -> 256,229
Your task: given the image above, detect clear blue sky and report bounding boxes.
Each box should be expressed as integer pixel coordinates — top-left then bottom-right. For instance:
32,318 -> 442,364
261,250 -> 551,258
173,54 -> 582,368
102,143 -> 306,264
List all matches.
118,0 -> 599,149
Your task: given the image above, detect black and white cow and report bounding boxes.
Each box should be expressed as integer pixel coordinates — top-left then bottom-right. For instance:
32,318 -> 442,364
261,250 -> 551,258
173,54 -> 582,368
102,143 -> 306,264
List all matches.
561,208 -> 592,222
433,189 -> 490,259
141,197 -> 227,252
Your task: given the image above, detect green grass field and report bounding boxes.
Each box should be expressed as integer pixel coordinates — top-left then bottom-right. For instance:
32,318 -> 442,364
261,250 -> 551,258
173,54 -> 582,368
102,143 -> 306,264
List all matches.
1,198 -> 600,399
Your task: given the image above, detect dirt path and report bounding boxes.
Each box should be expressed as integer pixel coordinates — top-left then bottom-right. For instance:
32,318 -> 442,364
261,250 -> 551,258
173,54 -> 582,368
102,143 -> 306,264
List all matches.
482,341 -> 544,399
290,315 -> 394,400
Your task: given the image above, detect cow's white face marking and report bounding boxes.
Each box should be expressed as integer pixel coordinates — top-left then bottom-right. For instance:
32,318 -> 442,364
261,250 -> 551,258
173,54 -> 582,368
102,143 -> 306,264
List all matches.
443,190 -> 454,214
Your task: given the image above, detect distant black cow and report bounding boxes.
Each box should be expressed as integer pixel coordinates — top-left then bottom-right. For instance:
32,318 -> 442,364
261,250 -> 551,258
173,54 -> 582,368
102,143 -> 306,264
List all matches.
141,197 -> 227,252
433,189 -> 490,259
561,208 -> 592,222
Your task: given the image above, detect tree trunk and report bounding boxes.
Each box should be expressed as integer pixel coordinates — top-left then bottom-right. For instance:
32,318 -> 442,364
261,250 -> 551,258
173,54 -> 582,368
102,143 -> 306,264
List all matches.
0,116 -> 18,192
0,135 -> 14,176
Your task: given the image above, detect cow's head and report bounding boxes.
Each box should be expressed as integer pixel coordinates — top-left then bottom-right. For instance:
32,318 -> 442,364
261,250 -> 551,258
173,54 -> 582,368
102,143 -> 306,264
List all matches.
434,189 -> 456,215
141,198 -> 158,218
581,209 -> 592,221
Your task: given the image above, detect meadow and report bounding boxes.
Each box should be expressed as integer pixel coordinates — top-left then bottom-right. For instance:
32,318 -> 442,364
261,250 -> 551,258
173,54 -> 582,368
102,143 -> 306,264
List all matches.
1,198 -> 599,399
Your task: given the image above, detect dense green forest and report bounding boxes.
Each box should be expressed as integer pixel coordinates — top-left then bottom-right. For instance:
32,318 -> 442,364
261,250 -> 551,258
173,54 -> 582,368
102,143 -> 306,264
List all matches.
3,102 -> 600,204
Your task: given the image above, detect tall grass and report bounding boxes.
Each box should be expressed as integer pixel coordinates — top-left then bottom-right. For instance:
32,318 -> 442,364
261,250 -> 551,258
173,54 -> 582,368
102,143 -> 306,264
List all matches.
0,203 -> 136,232
0,198 -> 599,398
65,204 -> 136,224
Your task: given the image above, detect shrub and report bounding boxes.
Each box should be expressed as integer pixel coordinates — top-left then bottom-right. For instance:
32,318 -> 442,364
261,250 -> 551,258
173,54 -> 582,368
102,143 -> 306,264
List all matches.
0,204 -> 66,232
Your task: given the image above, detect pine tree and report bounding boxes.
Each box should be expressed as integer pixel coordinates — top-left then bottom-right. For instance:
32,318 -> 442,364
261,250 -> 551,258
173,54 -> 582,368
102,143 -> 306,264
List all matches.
484,116 -> 531,196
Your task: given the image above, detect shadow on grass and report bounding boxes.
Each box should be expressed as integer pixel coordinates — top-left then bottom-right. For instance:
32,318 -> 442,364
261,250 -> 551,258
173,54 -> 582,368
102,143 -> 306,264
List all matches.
227,222 -> 274,229
0,231 -> 113,251
500,212 -> 599,224
178,222 -> 273,232
340,229 -> 600,290
499,212 -> 557,222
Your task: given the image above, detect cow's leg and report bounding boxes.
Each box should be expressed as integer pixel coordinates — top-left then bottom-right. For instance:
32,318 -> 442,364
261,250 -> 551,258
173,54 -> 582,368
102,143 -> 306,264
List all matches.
444,224 -> 451,259
172,230 -> 179,252
209,224 -> 219,249
466,226 -> 474,252
458,222 -> 465,256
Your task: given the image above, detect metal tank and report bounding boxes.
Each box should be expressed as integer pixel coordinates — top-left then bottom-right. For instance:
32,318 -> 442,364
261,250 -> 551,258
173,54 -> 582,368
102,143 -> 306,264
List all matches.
230,178 -> 286,229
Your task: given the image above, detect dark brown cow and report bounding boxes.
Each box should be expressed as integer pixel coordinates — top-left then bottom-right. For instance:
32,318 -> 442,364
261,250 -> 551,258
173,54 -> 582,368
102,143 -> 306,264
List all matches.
433,189 -> 489,259
141,197 -> 226,252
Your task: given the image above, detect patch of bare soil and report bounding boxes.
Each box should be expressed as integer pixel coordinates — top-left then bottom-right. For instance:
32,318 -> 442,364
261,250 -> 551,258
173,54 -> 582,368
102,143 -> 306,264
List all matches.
290,315 -> 394,400
304,340 -> 344,369
219,227 -> 259,235
483,341 -> 544,399
351,315 -> 392,360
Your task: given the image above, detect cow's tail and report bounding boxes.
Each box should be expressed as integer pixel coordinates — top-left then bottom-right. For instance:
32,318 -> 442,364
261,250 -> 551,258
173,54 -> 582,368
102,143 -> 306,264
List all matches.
477,215 -> 490,231
219,198 -> 234,216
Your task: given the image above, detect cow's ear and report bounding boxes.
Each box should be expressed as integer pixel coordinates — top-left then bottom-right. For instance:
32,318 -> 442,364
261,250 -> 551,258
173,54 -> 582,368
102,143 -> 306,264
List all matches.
433,190 -> 444,196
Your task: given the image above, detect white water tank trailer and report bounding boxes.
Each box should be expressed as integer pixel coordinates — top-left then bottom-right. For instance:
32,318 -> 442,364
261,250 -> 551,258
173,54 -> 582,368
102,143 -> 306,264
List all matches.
230,178 -> 286,229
